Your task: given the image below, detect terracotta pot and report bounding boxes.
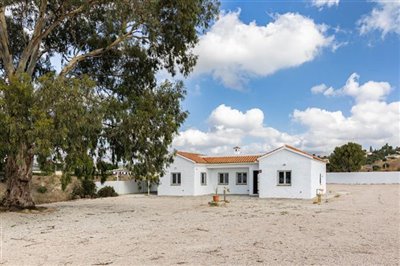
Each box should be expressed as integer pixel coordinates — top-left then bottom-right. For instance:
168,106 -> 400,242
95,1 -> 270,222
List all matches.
213,195 -> 219,202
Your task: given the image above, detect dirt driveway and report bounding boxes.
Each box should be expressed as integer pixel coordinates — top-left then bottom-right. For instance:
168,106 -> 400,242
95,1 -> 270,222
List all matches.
1,184 -> 399,265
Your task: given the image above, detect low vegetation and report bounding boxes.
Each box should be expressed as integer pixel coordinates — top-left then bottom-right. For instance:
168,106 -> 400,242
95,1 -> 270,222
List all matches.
71,179 -> 97,199
327,142 -> 400,172
97,186 -> 118,198
36,186 -> 47,194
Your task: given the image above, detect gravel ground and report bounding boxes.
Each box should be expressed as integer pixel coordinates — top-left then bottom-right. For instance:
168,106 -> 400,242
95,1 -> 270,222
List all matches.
1,184 -> 399,265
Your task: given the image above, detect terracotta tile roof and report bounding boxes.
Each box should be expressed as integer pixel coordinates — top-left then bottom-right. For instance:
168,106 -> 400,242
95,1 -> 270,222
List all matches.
177,145 -> 326,164
202,155 -> 261,164
177,151 -> 261,164
176,151 -> 208,163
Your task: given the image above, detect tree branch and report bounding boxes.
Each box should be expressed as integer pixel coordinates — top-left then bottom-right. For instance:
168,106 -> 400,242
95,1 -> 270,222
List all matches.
25,0 -> 48,76
0,7 -> 14,77
59,31 -> 135,77
17,0 -> 98,74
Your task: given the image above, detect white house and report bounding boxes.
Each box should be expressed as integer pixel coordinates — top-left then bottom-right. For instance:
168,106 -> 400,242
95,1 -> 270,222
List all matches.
158,145 -> 326,199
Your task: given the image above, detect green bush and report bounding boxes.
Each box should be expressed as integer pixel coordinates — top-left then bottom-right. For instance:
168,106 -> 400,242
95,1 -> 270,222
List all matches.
97,186 -> 118,198
372,165 -> 381,171
71,184 -> 84,199
71,179 -> 97,199
36,186 -> 47,194
82,179 -> 97,197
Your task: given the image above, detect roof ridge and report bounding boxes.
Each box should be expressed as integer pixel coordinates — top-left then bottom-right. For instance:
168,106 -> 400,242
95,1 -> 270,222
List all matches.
202,154 -> 264,158
283,145 -> 325,162
177,145 -> 326,163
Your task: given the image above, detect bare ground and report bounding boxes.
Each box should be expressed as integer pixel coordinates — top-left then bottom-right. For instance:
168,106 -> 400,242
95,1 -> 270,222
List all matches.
1,184 -> 399,265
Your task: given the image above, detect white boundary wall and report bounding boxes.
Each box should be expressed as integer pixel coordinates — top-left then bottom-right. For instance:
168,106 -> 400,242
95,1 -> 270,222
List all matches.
95,180 -> 157,195
327,172 -> 400,184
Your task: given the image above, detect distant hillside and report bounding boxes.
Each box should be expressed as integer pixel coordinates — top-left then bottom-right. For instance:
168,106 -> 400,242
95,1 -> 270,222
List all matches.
361,158 -> 400,172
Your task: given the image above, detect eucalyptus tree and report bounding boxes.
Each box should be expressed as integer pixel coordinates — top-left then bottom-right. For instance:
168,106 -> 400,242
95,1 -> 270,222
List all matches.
0,0 -> 219,209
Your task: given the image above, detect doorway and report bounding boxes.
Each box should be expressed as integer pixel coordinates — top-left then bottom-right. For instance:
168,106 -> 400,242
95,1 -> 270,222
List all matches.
253,170 -> 259,194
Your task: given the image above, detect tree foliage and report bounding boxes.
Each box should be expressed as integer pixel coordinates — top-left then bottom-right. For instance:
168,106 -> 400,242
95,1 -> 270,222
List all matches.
366,143 -> 397,165
328,142 -> 366,172
0,0 -> 219,209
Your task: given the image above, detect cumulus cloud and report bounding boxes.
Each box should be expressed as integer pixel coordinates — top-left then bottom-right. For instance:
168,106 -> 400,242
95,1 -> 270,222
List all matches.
193,11 -> 334,89
310,73 -> 392,103
173,104 -> 301,155
358,0 -> 400,37
208,105 -> 264,130
311,0 -> 340,9
311,84 -> 336,96
293,100 -> 400,153
174,75 -> 399,155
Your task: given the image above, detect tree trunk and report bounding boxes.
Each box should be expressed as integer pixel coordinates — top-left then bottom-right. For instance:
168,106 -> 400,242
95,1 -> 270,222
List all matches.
1,145 -> 35,210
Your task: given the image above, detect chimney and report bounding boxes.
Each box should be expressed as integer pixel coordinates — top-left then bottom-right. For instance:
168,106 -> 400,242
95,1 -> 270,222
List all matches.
233,146 -> 241,154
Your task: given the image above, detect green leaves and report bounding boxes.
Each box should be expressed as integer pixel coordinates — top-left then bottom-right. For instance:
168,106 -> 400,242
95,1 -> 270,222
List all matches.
0,1 -> 219,196
328,142 -> 366,172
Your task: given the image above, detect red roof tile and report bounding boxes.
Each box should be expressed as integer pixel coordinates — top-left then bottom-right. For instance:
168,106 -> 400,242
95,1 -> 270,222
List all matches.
177,151 -> 261,164
177,145 -> 326,164
176,151 -> 208,163
203,155 -> 261,164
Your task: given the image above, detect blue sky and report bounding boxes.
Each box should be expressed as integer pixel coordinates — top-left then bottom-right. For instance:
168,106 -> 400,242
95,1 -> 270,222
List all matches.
171,0 -> 400,155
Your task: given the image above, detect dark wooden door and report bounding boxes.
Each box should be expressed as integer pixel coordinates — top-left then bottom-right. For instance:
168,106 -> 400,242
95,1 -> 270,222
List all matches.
253,171 -> 259,194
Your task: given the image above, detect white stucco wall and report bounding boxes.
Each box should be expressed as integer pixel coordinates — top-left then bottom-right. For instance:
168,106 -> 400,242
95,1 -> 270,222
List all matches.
207,166 -> 252,195
310,160 -> 327,198
258,149 -> 313,199
95,180 -> 157,195
191,164 -> 258,195
327,172 -> 400,184
161,162 -> 259,196
158,156 -> 195,196
193,165 -> 213,195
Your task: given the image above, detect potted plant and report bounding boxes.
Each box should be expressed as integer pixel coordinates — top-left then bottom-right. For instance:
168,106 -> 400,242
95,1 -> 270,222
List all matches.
213,187 -> 219,202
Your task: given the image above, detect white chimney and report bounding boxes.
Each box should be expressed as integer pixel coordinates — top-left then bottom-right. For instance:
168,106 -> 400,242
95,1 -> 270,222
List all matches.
233,146 -> 241,154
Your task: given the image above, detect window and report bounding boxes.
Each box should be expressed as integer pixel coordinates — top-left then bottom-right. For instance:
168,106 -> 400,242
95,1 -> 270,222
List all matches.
319,174 -> 322,185
278,171 -> 291,185
171,172 -> 181,185
201,172 -> 207,186
236,172 -> 247,185
218,173 -> 229,185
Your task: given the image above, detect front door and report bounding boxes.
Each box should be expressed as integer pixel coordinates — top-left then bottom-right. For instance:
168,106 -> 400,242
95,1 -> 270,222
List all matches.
253,171 -> 259,194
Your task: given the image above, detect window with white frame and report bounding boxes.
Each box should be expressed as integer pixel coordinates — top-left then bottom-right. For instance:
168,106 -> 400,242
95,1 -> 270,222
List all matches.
218,173 -> 229,185
171,172 -> 181,185
236,172 -> 247,185
278,171 -> 291,185
201,172 -> 207,186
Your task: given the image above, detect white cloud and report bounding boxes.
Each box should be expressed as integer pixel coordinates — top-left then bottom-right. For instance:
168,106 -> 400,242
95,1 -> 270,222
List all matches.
311,84 -> 337,96
293,100 -> 400,153
358,0 -> 400,37
173,104 -> 302,155
208,104 -> 264,130
193,11 -> 334,89
311,0 -> 340,9
310,73 -> 392,103
174,76 -> 399,155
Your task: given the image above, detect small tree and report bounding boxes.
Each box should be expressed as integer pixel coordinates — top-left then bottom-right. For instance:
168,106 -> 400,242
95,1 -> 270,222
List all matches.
329,142 -> 366,172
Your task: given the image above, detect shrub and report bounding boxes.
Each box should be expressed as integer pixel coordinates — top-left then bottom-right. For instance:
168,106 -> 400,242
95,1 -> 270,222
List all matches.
36,186 -> 47,194
71,179 -> 97,199
81,179 -> 97,197
372,165 -> 381,171
97,186 -> 118,198
71,184 -> 84,199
